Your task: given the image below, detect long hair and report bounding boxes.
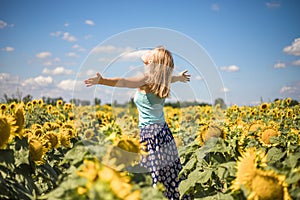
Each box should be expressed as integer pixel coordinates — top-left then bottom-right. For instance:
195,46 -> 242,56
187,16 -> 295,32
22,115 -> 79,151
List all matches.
145,47 -> 174,98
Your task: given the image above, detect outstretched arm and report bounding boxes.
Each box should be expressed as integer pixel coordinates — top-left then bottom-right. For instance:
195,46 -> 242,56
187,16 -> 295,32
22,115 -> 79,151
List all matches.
171,70 -> 191,83
84,72 -> 147,88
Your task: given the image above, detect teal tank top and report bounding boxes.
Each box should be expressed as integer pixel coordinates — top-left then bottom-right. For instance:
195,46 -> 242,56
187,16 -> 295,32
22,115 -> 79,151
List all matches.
133,90 -> 166,127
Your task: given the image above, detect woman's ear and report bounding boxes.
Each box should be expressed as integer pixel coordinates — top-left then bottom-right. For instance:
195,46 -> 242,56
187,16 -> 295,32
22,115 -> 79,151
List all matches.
148,59 -> 153,64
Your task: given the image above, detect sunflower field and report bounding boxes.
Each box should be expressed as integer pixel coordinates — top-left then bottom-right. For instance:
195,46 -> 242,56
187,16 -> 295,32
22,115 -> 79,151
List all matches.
0,98 -> 299,200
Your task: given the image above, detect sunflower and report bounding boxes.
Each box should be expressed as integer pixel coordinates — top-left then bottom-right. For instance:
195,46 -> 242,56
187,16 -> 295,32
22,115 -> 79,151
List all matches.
247,121 -> 264,134
14,103 -> 25,137
99,164 -> 139,200
106,134 -> 146,168
56,99 -> 63,107
84,128 -> 95,140
197,124 -> 225,145
248,169 -> 291,200
0,104 -> 7,112
38,98 -> 44,107
29,138 -> 44,163
259,127 -> 280,147
232,148 -> 259,191
68,112 -> 75,120
285,98 -> 292,106
32,100 -> 38,106
0,114 -> 17,149
34,128 -> 44,137
9,102 -> 16,111
45,131 -> 59,148
76,159 -> 100,182
59,130 -> 71,148
26,102 -> 32,108
43,122 -> 59,131
76,159 -> 141,200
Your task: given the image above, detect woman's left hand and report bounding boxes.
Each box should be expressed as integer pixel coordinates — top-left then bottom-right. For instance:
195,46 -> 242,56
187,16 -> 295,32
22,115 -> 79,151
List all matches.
84,72 -> 102,87
178,70 -> 191,82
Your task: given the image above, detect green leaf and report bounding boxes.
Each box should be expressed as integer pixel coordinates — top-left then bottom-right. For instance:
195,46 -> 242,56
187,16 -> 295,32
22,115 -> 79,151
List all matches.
183,156 -> 197,172
197,169 -> 212,184
267,147 -> 286,163
0,149 -> 15,168
14,146 -> 29,166
286,170 -> 300,184
283,152 -> 300,169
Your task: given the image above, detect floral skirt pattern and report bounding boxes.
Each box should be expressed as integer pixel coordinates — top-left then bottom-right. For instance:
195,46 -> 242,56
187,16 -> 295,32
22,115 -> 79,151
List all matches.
140,122 -> 191,200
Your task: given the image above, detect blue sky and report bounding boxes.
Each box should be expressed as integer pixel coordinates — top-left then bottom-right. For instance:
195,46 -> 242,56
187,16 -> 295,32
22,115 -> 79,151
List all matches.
0,0 -> 299,106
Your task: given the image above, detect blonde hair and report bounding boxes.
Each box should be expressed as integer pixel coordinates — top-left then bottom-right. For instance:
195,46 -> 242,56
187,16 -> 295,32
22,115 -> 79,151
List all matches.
145,47 -> 174,98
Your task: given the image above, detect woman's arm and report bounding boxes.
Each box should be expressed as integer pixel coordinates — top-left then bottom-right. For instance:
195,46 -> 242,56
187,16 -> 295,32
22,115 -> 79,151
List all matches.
84,72 -> 147,88
171,70 -> 191,83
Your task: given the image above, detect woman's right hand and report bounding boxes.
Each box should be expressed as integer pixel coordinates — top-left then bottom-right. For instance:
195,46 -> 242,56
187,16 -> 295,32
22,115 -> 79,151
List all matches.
84,72 -> 102,87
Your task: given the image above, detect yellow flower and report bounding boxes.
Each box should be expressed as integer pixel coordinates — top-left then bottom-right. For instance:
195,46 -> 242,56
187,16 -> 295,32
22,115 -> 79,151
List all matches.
68,112 -> 75,120
247,121 -> 264,134
32,100 -> 38,106
197,124 -> 224,145
14,103 -> 25,137
0,104 -> 7,112
45,131 -> 59,148
34,128 -> 44,137
285,97 -> 291,106
56,99 -> 63,107
260,102 -> 268,110
84,129 -> 94,140
26,102 -> 32,108
232,148 -> 259,191
0,114 -> 17,149
9,102 -> 16,111
38,98 -> 43,106
47,105 -> 53,113
60,131 -> 71,148
77,186 -> 88,195
259,128 -> 280,147
29,138 -> 44,162
248,170 -> 291,200
76,159 -> 100,182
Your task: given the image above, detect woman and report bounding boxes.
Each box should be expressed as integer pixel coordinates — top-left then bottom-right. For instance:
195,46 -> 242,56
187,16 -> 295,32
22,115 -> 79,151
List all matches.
85,46 -> 191,200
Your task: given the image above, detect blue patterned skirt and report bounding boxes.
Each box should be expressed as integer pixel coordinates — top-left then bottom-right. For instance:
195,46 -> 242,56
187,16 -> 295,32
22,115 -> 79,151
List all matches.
139,122 -> 191,200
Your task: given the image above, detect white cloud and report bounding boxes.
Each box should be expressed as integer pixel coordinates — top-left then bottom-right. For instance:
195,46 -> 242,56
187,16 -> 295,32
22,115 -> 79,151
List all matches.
292,59 -> 300,66
66,52 -> 79,57
85,20 -> 95,26
119,50 -> 148,61
86,69 -> 96,76
57,79 -> 76,90
266,2 -> 281,8
72,44 -> 86,52
43,67 -> 73,75
283,38 -> 300,56
62,32 -> 77,42
1,46 -> 14,52
84,34 -> 93,40
280,86 -> 294,94
220,65 -> 240,72
64,23 -> 70,27
50,31 -> 62,37
42,61 -> 53,67
273,61 -> 286,69
0,20 -> 7,29
22,76 -> 53,87
36,51 -> 52,59
220,87 -> 229,93
92,45 -> 133,54
211,3 -> 220,11
195,75 -> 203,80
279,82 -> 300,99
0,20 -> 14,29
